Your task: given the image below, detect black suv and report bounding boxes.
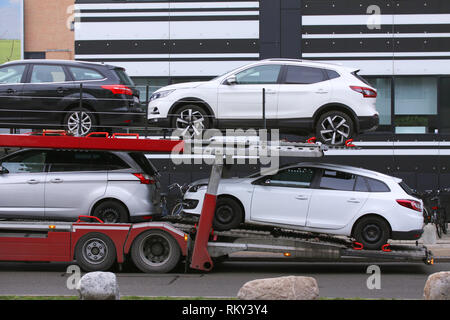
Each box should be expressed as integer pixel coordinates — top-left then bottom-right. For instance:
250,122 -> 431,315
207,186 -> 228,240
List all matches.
0,60 -> 143,135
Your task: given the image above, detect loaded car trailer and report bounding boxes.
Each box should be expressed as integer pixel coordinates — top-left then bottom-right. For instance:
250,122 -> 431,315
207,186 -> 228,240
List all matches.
0,133 -> 434,273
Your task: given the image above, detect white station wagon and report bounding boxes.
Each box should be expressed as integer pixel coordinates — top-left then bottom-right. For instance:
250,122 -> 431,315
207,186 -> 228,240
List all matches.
183,163 -> 425,250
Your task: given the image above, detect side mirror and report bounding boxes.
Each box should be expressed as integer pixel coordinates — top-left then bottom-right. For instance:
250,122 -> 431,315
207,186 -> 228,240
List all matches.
0,166 -> 9,174
264,179 -> 271,185
225,75 -> 237,85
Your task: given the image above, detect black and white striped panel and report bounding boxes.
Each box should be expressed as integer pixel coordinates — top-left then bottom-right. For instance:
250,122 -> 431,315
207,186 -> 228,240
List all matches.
74,0 -> 260,77
302,0 -> 450,75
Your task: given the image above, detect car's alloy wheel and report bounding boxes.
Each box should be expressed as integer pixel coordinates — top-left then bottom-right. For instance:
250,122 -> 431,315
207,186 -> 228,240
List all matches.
319,115 -> 351,145
66,109 -> 95,136
316,111 -> 354,146
172,105 -> 209,138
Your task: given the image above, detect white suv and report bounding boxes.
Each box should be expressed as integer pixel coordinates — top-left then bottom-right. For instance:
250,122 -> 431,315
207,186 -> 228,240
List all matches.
147,59 -> 379,145
182,163 -> 424,250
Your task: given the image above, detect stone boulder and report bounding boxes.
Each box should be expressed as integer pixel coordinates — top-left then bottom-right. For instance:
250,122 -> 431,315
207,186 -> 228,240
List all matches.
424,271 -> 450,300
78,272 -> 120,300
237,276 -> 319,300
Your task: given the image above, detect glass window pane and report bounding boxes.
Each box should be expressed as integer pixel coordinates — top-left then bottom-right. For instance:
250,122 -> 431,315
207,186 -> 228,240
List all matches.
366,177 -> 390,192
440,78 -> 450,133
48,151 -> 111,172
395,77 -> 437,115
69,67 -> 104,81
367,78 -> 391,125
284,66 -> 326,84
319,170 -> 356,191
1,150 -> 46,173
270,167 -> 315,188
354,176 -> 369,192
31,65 -> 67,83
0,64 -> 26,84
235,65 -> 281,84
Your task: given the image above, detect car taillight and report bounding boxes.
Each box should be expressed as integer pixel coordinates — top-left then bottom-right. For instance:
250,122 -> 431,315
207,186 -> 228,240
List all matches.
396,199 -> 422,212
350,86 -> 377,98
132,173 -> 155,184
101,84 -> 134,96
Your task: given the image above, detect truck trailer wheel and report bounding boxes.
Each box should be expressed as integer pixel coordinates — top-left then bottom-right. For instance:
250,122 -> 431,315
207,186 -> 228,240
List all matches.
75,232 -> 117,272
131,229 -> 181,273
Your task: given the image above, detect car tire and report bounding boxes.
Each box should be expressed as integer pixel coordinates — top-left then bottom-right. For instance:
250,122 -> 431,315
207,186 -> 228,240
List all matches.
130,229 -> 181,273
75,232 -> 117,272
353,216 -> 390,250
171,104 -> 210,138
93,200 -> 129,223
64,107 -> 97,136
213,197 -> 243,231
315,111 -> 354,146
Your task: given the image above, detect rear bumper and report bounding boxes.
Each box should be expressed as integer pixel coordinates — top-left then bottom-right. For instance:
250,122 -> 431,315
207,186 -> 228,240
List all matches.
391,229 -> 424,240
358,114 -> 379,133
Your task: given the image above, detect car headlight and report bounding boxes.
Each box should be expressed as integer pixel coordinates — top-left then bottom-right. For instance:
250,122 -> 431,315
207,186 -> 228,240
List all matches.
188,184 -> 208,193
149,89 -> 175,102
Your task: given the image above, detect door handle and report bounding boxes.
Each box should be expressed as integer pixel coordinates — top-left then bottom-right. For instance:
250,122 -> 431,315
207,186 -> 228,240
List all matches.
56,87 -> 66,94
315,89 -> 328,94
6,88 -> 16,95
347,198 -> 360,203
50,178 -> 63,183
27,179 -> 39,184
295,195 -> 309,200
265,89 -> 277,95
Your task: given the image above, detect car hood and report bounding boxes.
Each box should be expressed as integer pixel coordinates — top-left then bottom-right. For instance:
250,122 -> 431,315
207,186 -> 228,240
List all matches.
156,81 -> 207,92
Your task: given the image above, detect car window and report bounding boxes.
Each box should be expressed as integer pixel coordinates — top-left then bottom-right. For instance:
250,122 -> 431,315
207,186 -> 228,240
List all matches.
326,69 -> 340,80
366,177 -> 391,192
114,68 -> 135,86
284,65 -> 326,84
30,65 -> 67,83
69,67 -> 104,81
0,65 -> 26,84
319,170 -> 356,191
0,150 -> 46,173
235,65 -> 282,84
354,175 -> 369,192
129,152 -> 158,176
47,150 -> 128,172
265,167 -> 315,188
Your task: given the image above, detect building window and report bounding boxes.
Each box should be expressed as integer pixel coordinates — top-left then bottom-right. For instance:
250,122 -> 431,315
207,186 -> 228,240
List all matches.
131,77 -> 170,103
440,77 -> 450,134
367,78 -> 391,126
394,77 -> 438,134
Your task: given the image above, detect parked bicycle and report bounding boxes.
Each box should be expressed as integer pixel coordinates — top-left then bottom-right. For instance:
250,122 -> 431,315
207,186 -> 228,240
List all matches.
420,188 -> 449,238
160,183 -> 191,217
